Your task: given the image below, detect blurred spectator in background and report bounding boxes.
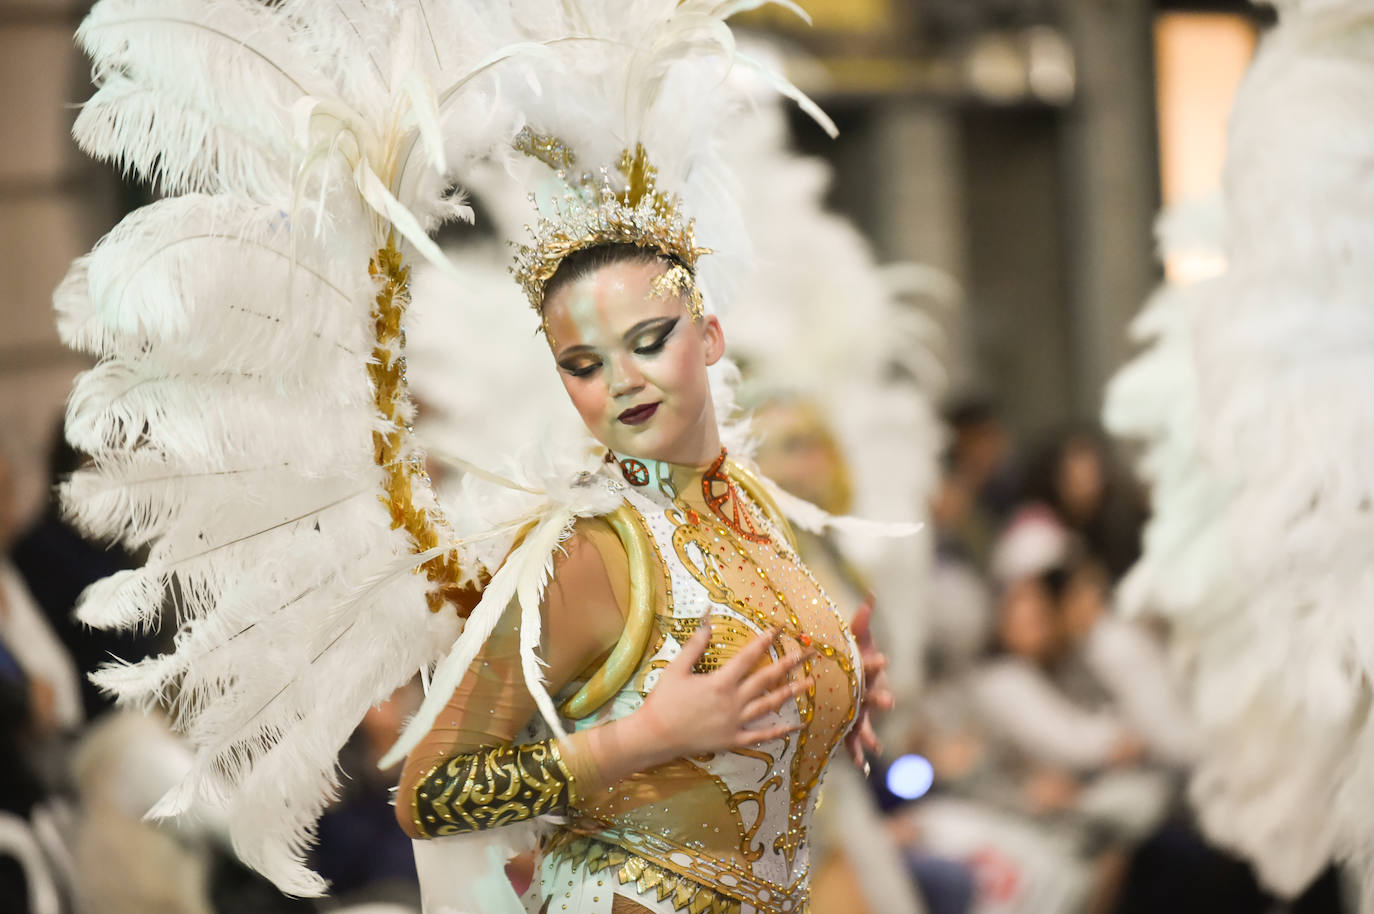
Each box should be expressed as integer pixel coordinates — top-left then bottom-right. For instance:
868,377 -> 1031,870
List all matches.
10,423 -> 145,720
0,636 -> 52,913
897,509 -> 1174,914
970,564 -> 1145,779
69,711 -> 221,914
1024,427 -> 1144,583
312,682 -> 423,910
1052,560 -> 1197,770
0,446 -> 81,914
0,447 -> 83,745
938,399 -> 1022,572
926,397 -> 1025,689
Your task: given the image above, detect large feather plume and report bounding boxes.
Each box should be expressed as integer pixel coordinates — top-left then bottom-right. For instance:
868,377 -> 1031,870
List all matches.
1104,1 -> 1374,898
58,0 -> 541,895
487,0 -> 837,315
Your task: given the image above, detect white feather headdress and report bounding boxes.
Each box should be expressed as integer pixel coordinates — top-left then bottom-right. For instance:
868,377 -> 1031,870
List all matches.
59,0 -> 840,895
1105,1 -> 1374,898
494,0 -> 837,317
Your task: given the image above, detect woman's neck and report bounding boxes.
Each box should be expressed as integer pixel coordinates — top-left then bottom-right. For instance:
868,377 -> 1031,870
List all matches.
608,446 -> 723,492
615,418 -> 722,471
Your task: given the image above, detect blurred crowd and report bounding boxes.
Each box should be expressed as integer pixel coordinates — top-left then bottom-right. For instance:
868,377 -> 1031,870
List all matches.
0,404 -> 1357,914
855,401 -> 1350,914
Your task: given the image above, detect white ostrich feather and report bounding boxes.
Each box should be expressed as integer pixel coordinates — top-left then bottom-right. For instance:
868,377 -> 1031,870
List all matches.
1104,1 -> 1374,898
487,0 -> 836,317
1104,197 -> 1233,622
57,0 -> 558,895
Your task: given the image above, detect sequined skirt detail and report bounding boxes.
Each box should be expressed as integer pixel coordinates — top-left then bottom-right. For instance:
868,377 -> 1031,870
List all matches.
548,835 -> 747,914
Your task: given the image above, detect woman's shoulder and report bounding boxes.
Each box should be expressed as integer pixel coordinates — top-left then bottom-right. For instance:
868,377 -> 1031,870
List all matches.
543,513 -> 634,621
560,514 -> 624,571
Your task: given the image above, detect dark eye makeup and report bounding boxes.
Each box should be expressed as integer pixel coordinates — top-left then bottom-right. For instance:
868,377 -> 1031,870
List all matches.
560,359 -> 602,378
555,317 -> 680,378
634,318 -> 679,355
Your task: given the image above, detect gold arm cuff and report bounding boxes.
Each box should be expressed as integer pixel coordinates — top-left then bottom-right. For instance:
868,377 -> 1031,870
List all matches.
411,739 -> 576,837
560,505 -> 656,719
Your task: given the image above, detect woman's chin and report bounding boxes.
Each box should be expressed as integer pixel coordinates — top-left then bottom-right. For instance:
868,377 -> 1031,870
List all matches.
605,429 -> 668,461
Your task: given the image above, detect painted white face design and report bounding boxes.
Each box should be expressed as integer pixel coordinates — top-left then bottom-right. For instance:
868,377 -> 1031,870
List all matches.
542,258 -> 726,466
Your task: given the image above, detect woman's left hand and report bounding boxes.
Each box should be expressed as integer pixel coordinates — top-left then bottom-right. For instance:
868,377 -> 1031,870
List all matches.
846,598 -> 894,770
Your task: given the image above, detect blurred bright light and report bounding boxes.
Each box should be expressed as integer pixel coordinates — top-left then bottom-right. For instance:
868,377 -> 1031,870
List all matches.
886,754 -> 935,801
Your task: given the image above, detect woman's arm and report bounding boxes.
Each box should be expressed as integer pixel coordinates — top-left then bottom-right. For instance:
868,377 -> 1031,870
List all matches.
405,623 -> 808,836
396,526 -> 626,838
397,524 -> 810,838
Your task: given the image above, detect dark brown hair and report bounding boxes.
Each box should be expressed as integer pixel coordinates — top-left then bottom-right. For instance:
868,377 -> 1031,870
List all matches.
540,243 -> 676,310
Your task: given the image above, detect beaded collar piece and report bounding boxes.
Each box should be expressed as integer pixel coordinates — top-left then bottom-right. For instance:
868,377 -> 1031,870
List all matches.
608,448 -> 771,546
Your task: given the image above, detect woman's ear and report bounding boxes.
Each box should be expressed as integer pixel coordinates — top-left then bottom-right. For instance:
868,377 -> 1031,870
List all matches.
701,314 -> 725,366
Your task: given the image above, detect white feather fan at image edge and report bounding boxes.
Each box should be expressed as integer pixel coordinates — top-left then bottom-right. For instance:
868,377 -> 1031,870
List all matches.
55,0 -> 540,895
1105,0 -> 1374,899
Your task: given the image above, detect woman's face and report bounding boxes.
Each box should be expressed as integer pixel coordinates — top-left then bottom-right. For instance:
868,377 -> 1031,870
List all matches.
998,578 -> 1057,662
1056,439 -> 1105,521
542,258 -> 725,465
1060,563 -> 1109,642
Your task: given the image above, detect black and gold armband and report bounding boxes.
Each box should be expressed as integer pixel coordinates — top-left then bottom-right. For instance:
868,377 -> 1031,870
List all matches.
410,739 -> 578,838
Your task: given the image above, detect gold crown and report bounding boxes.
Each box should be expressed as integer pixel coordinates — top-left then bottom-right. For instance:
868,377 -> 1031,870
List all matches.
510,127 -> 710,313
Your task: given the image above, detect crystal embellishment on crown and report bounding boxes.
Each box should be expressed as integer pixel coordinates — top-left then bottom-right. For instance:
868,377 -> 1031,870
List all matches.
511,127 -> 710,314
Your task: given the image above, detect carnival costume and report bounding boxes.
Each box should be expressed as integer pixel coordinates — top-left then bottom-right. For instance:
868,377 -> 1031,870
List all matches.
55,1 -> 895,911
1105,0 -> 1374,901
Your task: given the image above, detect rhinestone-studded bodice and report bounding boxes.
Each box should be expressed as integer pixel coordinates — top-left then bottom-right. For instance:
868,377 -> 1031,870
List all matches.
551,457 -> 862,914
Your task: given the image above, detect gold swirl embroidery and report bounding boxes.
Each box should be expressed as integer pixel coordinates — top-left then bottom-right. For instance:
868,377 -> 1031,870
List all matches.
671,523 -> 739,607
727,775 -> 784,862
659,477 -> 859,872
413,740 -> 575,837
729,745 -> 783,781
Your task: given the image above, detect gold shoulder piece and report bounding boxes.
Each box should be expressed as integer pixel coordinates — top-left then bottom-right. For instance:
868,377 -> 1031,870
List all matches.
726,458 -> 800,553
559,504 -> 656,720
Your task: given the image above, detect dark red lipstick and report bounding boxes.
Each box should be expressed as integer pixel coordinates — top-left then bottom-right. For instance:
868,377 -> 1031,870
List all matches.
618,403 -> 660,426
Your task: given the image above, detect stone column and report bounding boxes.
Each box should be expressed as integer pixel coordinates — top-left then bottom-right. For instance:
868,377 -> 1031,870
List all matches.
870,101 -> 973,394
1058,0 -> 1160,419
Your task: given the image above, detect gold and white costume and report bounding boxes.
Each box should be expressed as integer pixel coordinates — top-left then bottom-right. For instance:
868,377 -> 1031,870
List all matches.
403,454 -> 860,914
